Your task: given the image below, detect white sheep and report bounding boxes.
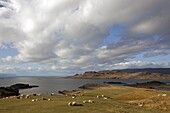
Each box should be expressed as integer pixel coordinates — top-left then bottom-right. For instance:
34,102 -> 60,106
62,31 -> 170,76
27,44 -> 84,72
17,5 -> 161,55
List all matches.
72,101 -> 76,105
162,94 -> 167,96
51,93 -> 54,96
37,94 -> 41,96
88,100 -> 93,103
103,97 -> 108,100
83,100 -> 87,103
72,96 -> 75,99
68,102 -> 72,106
138,102 -> 144,107
25,95 -> 30,98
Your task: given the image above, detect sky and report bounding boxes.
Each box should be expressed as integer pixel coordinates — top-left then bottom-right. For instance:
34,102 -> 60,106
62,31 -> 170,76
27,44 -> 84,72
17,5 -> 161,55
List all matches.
0,0 -> 170,76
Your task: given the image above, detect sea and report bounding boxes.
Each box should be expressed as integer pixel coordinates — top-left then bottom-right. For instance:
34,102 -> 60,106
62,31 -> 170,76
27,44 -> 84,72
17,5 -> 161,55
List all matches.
0,76 -> 170,94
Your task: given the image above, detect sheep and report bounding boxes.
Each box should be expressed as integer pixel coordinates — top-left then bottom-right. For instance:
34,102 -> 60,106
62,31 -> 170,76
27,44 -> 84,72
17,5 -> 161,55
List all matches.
48,99 -> 51,101
162,94 -> 167,97
42,97 -> 48,100
72,101 -> 77,106
25,95 -> 30,99
20,94 -> 24,97
83,100 -> 94,103
88,100 -> 93,103
83,100 -> 87,103
68,102 -> 72,106
68,101 -> 76,106
33,94 -> 37,96
138,102 -> 144,107
72,96 -> 76,99
51,93 -> 54,96
32,99 -> 35,102
103,97 -> 108,100
37,94 -> 41,96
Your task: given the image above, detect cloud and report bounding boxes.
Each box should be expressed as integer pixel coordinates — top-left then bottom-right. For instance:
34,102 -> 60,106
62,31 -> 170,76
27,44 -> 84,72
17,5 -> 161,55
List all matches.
113,61 -> 170,69
144,50 -> 168,57
0,0 -> 170,72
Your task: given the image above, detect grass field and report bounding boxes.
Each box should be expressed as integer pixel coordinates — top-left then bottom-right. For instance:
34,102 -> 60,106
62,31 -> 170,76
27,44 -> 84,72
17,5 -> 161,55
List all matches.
0,86 -> 170,113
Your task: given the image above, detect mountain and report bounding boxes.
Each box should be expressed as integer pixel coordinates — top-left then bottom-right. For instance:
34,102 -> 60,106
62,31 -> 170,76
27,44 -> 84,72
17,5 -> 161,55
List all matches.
68,68 -> 170,80
119,68 -> 170,74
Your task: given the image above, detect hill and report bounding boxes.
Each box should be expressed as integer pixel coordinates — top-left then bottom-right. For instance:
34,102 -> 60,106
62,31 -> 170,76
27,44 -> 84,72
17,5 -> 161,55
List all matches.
68,68 -> 170,79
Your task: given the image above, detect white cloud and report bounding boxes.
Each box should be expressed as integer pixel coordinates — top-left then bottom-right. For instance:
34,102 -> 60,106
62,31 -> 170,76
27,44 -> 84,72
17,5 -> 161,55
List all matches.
113,61 -> 169,69
0,0 -> 170,72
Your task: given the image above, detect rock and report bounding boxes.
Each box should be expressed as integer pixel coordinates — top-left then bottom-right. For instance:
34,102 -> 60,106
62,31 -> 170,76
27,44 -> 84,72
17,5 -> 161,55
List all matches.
10,83 -> 38,90
0,83 -> 38,98
103,81 -> 124,84
79,84 -> 104,89
0,87 -> 19,98
127,81 -> 170,89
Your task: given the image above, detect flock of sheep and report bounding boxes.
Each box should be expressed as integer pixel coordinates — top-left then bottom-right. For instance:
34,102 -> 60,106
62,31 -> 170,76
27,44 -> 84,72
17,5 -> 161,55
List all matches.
67,94 -> 110,106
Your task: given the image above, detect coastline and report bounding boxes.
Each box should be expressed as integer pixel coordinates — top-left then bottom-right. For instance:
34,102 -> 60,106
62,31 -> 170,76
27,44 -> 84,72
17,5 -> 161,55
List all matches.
0,85 -> 170,113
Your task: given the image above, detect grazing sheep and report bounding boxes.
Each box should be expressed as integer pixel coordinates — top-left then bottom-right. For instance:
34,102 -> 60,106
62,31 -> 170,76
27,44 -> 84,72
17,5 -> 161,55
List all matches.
68,102 -> 72,106
72,101 -> 76,106
48,99 -> 51,101
138,102 -> 144,107
32,99 -> 35,102
72,96 -> 76,99
20,94 -> 24,97
51,93 -> 54,96
68,101 -> 76,106
33,94 -> 37,96
37,94 -> 41,96
162,94 -> 167,97
103,97 -> 107,99
83,100 -> 88,103
25,95 -> 30,98
88,100 -> 93,103
101,95 -> 104,97
17,96 -> 20,99
68,101 -> 83,106
42,97 -> 48,100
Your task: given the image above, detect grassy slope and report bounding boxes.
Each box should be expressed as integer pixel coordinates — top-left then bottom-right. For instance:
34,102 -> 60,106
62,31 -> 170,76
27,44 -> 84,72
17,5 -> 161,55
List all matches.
0,86 -> 170,113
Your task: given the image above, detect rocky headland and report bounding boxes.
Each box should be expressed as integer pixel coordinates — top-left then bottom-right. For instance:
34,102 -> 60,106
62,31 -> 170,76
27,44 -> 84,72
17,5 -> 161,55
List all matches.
127,81 -> 170,89
68,68 -> 170,80
0,83 -> 39,98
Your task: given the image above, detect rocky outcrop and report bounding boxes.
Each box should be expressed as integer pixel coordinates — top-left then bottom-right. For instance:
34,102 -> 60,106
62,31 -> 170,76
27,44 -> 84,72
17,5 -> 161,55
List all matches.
103,81 -> 124,84
79,84 -> 104,89
10,83 -> 38,90
0,87 -> 19,98
0,83 -> 39,98
127,81 -> 170,89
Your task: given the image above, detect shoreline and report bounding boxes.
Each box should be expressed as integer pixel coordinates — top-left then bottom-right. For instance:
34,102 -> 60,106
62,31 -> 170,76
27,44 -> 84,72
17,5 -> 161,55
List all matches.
0,85 -> 170,113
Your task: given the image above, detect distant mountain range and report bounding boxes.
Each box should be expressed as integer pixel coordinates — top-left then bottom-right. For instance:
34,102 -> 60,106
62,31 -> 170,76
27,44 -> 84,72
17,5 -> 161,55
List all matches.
68,68 -> 170,79
115,68 -> 170,74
